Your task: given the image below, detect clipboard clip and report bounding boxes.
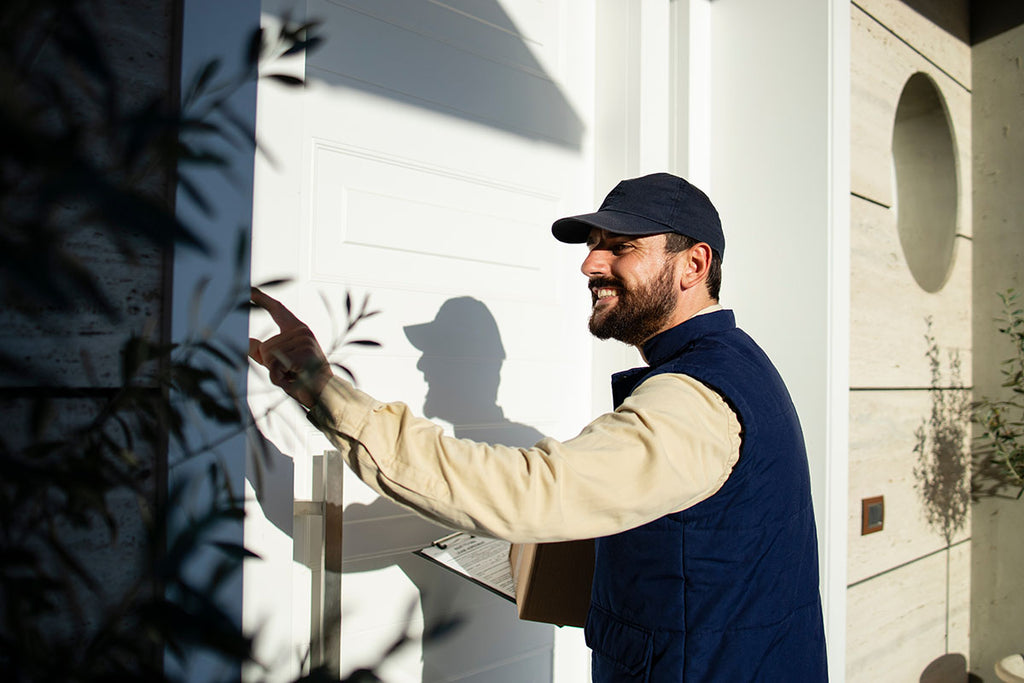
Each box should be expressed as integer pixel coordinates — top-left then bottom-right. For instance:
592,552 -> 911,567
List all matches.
430,532 -> 462,550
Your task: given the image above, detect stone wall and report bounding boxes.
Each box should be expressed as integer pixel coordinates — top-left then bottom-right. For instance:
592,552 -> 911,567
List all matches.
970,20 -> 1024,679
0,0 -> 178,642
847,1 -> 973,680
0,0 -> 177,389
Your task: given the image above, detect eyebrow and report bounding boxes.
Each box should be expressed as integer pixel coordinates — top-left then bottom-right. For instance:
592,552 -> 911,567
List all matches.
590,233 -> 635,247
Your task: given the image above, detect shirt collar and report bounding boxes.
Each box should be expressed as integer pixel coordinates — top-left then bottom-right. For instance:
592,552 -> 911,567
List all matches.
640,306 -> 736,368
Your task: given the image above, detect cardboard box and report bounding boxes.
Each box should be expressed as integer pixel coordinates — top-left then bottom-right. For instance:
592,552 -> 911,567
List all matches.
509,540 -> 595,628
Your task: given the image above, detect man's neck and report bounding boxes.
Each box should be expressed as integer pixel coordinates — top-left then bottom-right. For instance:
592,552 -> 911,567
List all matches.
691,301 -> 723,318
661,294 -> 719,334
636,299 -> 721,361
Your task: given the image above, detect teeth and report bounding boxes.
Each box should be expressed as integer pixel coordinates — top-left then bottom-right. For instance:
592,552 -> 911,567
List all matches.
596,288 -> 618,299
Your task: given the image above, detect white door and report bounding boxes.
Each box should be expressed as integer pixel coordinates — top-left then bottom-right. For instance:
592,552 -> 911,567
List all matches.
248,1 -> 597,680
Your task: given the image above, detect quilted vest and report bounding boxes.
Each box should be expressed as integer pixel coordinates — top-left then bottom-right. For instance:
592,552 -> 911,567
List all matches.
585,310 -> 828,682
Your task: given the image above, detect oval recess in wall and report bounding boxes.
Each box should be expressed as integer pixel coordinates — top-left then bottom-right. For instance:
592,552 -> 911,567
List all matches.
892,72 -> 959,293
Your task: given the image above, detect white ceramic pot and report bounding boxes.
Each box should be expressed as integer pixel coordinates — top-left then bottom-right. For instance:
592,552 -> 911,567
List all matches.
996,654 -> 1024,683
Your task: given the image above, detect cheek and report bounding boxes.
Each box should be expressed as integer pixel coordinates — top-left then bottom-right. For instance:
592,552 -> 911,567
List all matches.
614,262 -> 650,287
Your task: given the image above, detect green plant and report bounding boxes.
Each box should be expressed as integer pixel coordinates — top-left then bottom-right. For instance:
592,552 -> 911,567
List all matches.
973,289 -> 1024,499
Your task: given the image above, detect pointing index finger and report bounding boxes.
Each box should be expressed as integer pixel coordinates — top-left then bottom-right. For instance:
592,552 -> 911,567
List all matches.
251,287 -> 304,330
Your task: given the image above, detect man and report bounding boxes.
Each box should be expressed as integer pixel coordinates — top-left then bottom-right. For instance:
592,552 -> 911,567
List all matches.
249,173 -> 828,681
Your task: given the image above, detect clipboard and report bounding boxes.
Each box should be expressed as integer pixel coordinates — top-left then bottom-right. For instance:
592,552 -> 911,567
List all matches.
413,532 -> 516,602
414,532 -> 595,628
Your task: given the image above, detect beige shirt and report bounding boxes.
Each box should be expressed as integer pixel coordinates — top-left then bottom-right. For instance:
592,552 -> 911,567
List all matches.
311,369 -> 742,544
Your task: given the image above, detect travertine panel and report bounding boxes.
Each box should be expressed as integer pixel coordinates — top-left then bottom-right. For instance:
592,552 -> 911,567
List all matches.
851,4 -> 972,216
973,25 -> 1024,392
971,497 -> 1024,678
0,397 -> 153,639
971,22 -> 1024,680
846,551 -> 951,683
850,196 -> 971,388
848,391 -> 970,584
947,541 -> 971,664
853,0 -> 970,87
0,231 -> 165,388
0,0 -> 175,390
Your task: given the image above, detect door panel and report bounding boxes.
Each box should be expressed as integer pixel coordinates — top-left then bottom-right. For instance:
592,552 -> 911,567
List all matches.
251,2 -> 595,680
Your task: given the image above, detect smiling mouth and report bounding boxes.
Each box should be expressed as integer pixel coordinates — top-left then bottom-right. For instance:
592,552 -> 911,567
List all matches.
591,286 -> 621,306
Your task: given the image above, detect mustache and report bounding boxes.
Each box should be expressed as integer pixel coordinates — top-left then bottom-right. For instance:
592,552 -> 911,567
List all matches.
588,277 -> 623,290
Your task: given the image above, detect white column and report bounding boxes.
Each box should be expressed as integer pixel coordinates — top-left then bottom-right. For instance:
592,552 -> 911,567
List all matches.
637,0 -> 671,173
702,1 -> 850,679
591,0 -> 675,405
669,0 -> 712,188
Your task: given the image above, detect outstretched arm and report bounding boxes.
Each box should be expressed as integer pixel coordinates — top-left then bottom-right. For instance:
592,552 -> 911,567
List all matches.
310,372 -> 740,543
249,288 -> 740,543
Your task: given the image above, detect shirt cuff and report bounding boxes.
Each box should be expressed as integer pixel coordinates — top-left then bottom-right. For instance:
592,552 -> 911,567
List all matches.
306,375 -> 382,438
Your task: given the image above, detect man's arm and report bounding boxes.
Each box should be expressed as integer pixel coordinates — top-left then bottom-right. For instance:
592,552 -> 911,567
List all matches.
250,289 -> 741,543
308,372 -> 740,543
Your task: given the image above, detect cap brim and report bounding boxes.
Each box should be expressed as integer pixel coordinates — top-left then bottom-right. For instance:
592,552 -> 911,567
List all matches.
403,322 -> 434,351
551,210 -> 670,243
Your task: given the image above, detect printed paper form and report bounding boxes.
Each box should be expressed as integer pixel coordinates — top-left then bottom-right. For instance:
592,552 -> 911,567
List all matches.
415,532 -> 516,601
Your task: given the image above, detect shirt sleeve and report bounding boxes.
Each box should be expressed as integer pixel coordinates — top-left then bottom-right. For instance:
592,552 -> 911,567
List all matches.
310,372 -> 742,543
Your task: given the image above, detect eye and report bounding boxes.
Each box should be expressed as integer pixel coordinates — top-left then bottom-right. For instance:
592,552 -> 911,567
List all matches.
611,243 -> 633,255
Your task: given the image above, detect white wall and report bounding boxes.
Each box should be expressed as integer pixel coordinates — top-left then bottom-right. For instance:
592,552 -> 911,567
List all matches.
701,1 -> 851,678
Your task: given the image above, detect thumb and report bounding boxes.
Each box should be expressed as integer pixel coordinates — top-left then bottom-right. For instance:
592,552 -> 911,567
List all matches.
248,338 -> 264,366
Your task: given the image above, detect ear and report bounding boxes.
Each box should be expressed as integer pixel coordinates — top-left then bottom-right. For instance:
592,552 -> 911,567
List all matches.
678,242 -> 713,291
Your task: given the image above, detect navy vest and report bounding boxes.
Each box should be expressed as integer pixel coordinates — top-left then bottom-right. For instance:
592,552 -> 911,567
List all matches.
585,310 -> 828,682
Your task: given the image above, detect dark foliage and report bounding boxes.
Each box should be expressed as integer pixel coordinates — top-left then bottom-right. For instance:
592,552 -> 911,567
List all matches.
0,2 -> 393,680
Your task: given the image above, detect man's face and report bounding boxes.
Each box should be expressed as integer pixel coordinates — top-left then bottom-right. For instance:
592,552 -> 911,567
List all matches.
581,229 -> 681,347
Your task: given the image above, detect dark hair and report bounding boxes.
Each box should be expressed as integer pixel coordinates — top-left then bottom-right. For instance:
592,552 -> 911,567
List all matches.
664,233 -> 722,300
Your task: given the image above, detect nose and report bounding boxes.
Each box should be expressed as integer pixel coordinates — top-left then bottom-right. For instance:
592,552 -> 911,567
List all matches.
581,248 -> 610,278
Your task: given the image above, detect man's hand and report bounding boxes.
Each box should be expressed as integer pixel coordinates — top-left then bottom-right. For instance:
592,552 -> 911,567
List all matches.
249,287 -> 332,409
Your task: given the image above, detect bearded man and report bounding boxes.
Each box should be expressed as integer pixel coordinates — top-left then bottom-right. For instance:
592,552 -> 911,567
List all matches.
250,173 -> 828,681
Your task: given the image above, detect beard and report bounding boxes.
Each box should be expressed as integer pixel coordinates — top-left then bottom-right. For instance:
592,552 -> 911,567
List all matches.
588,263 -> 677,346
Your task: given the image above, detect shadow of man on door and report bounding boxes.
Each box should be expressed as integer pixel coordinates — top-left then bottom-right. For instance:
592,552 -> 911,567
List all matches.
342,297 -> 554,682
405,297 -> 545,447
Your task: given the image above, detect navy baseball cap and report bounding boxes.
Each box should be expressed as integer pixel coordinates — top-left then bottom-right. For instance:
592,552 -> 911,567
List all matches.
551,173 -> 724,259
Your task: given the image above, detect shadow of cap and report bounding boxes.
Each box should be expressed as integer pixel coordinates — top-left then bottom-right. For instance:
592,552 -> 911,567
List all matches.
403,297 -> 506,360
